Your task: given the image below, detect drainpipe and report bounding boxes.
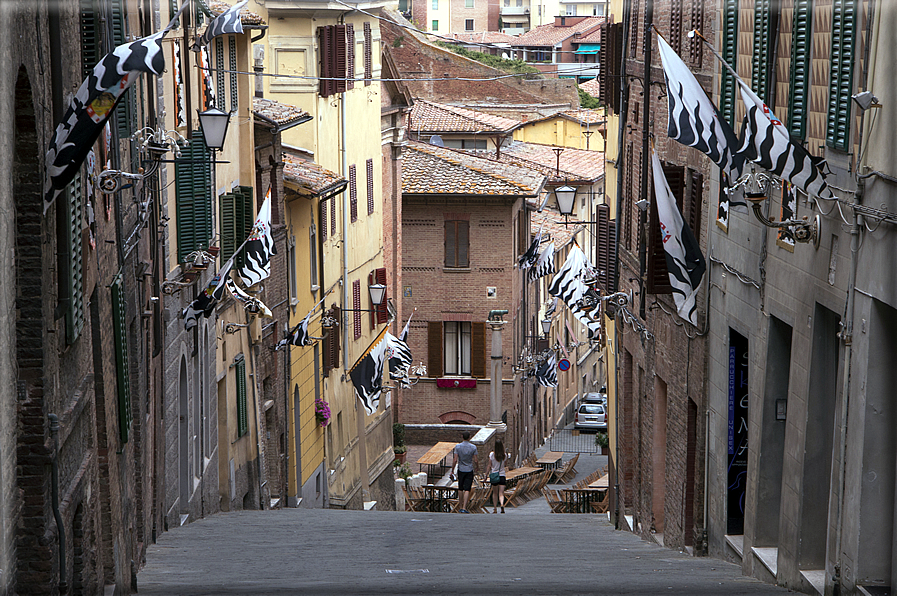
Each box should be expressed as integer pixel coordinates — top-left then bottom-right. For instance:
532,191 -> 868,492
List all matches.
48,414 -> 68,594
638,0 -> 653,320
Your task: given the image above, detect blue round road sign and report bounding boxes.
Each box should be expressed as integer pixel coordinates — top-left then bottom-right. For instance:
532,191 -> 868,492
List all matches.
558,358 -> 571,371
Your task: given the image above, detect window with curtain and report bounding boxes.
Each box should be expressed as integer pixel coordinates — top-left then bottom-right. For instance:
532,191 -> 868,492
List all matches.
444,321 -> 472,376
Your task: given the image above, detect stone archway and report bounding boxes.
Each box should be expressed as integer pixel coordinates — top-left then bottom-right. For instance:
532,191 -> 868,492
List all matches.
438,411 -> 476,425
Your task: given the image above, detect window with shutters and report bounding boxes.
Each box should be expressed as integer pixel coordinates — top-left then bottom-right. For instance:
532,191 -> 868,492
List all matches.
323,306 -> 341,376
216,38 -> 226,109
353,279 -> 362,340
309,223 -> 319,291
788,0 -> 812,140
219,186 -> 254,265
318,25 -> 348,97
827,0 -> 857,151
80,0 -> 102,79
235,356 -> 248,437
465,19 -> 474,31
445,220 -> 470,268
595,203 -> 616,292
623,145 -> 633,250
600,23 -> 623,113
369,268 -> 388,326
670,0 -> 683,54
364,23 -> 373,85
689,0 -> 703,66
331,195 -> 336,236
347,24 -> 355,90
648,165 -> 703,294
349,165 -> 358,222
466,0 -> 474,7
366,159 -> 375,215
288,235 -> 297,302
432,0 -> 438,9
229,36 -> 238,111
111,273 -> 131,444
752,0 -> 778,104
630,0 -> 640,56
61,171 -> 85,346
444,321 -> 471,375
321,198 -> 328,240
432,20 -> 439,31
720,0 -> 738,126
175,139 -> 213,263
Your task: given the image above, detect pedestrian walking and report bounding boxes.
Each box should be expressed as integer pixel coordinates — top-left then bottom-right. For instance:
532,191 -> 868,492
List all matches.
450,430 -> 479,513
487,440 -> 507,513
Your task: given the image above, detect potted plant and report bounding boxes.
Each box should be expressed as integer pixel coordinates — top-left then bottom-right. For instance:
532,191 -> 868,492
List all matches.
314,397 -> 331,428
595,431 -> 609,455
393,422 -> 407,464
394,461 -> 412,484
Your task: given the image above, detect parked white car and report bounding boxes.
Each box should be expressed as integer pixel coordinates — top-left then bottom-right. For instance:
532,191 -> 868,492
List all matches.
574,403 -> 607,431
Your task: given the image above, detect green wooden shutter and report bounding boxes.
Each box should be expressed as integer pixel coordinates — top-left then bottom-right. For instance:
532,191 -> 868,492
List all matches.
111,273 -> 132,444
752,0 -> 774,103
219,190 -> 237,262
67,171 -> 85,345
788,0 -> 812,140
110,0 -> 135,141
720,0 -> 739,126
827,0 -> 857,151
175,139 -> 213,262
80,0 -> 101,79
236,356 -> 248,437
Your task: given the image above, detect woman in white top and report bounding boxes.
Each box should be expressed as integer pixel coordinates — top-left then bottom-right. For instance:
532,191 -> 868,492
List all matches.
488,440 -> 508,513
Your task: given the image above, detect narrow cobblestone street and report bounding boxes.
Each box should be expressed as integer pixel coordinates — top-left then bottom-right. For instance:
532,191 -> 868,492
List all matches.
137,506 -> 792,595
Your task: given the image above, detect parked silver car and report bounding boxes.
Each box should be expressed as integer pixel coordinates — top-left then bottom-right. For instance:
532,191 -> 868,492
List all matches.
583,392 -> 607,406
574,403 -> 607,431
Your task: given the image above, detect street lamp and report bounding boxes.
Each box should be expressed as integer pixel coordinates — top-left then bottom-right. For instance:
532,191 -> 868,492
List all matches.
540,318 -> 552,336
342,282 -> 388,312
555,184 -> 578,215
197,107 -> 231,151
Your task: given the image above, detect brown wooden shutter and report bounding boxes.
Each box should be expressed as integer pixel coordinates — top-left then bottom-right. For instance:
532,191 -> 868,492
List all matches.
595,203 -> 614,292
353,279 -> 361,340
321,198 -> 328,239
445,221 -> 456,267
363,22 -> 372,85
366,158 -> 374,215
330,194 -> 336,236
689,0 -> 703,66
647,163 -> 685,294
335,24 -> 348,94
471,322 -> 487,378
323,305 -> 341,376
458,221 -> 469,267
318,26 -> 334,97
346,23 -> 355,90
349,164 -> 357,222
428,322 -> 444,378
598,24 -> 608,106
686,170 -> 704,238
670,0 -> 683,54
369,268 -> 388,326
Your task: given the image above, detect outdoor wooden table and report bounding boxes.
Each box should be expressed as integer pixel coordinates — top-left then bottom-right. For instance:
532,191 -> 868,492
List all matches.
504,466 -> 540,487
536,452 -> 564,469
416,442 -> 456,478
589,474 -> 609,489
421,484 -> 458,513
563,487 -> 606,513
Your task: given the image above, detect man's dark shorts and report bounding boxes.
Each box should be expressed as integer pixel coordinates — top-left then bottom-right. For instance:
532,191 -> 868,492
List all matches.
457,471 -> 474,491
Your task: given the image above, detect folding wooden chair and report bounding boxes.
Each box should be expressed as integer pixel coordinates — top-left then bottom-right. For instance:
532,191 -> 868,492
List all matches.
542,488 -> 566,513
590,490 -> 610,514
404,486 -> 426,512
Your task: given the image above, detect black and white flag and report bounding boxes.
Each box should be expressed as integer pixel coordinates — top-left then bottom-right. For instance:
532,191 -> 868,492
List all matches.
544,297 -> 558,318
518,223 -> 543,270
277,310 -> 314,350
656,33 -> 744,182
386,332 -> 413,386
226,277 -> 272,317
44,2 -> 188,213
191,0 -> 248,51
651,149 -> 705,326
535,354 -> 558,388
528,241 -> 555,282
737,81 -> 833,200
350,328 -> 389,416
183,258 -> 232,330
548,245 -> 602,338
237,189 -> 277,287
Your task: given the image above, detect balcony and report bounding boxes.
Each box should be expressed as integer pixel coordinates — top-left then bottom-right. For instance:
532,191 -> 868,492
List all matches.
500,5 -> 531,15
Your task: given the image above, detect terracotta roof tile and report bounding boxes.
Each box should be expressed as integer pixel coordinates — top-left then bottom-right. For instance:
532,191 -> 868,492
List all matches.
495,141 -> 605,182
208,0 -> 266,26
252,97 -> 310,130
409,100 -> 522,134
403,141 -> 546,196
449,31 -> 516,45
282,154 -> 346,197
579,78 -> 601,97
527,201 -> 580,247
511,17 -> 605,48
576,30 -> 603,43
560,109 -> 605,125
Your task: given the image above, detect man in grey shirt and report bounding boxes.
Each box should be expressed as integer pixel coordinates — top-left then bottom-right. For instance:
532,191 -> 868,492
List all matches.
451,431 -> 479,513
